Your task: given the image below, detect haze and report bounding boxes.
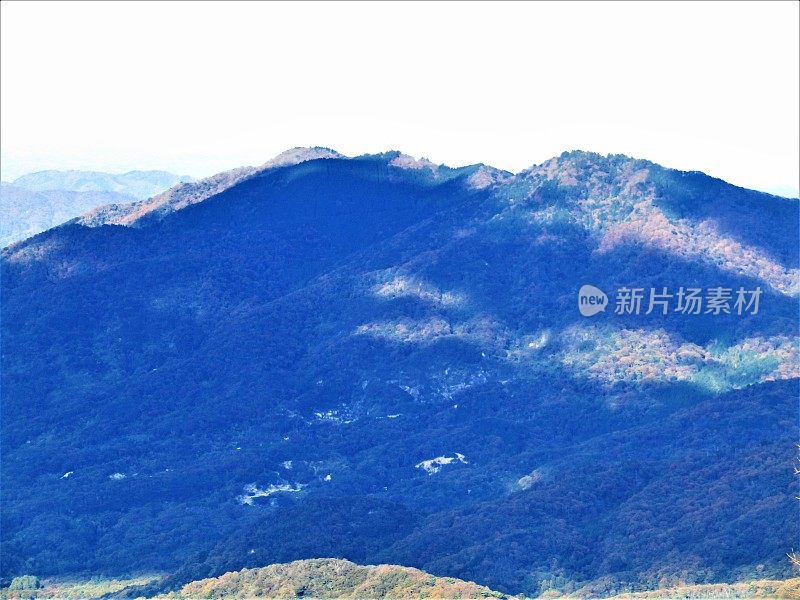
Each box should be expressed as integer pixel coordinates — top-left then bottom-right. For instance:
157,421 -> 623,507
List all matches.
1,1 -> 798,196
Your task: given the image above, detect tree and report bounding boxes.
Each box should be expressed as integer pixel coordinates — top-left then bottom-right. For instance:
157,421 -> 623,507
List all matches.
9,575 -> 39,591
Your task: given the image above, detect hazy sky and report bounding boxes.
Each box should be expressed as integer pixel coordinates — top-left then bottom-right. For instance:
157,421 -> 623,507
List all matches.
1,1 -> 798,196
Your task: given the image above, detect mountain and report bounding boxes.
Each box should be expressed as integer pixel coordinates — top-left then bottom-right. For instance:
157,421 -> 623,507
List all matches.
0,184 -> 136,247
1,149 -> 798,598
10,170 -> 193,200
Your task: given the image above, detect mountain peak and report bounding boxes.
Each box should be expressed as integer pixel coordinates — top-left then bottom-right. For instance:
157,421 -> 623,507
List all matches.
388,153 -> 441,172
259,147 -> 343,170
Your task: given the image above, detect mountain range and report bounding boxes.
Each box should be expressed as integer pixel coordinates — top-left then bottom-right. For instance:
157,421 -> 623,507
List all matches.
8,170 -> 193,199
1,148 -> 797,598
0,170 -> 193,246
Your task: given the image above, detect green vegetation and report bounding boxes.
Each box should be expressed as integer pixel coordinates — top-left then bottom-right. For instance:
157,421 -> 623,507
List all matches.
601,577 -> 800,599
0,575 -> 158,599
7,576 -> 37,591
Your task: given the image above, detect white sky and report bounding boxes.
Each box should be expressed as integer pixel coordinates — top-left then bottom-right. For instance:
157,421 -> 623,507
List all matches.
1,1 -> 798,196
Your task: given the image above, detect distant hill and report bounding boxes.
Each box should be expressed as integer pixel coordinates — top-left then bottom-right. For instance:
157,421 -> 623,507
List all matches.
1,170 -> 193,246
0,183 -> 135,247
1,149 -> 798,597
10,169 -> 193,200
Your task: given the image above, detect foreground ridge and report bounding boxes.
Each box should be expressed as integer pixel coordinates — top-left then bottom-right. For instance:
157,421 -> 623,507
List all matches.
154,558 -> 506,599
2,560 -> 798,600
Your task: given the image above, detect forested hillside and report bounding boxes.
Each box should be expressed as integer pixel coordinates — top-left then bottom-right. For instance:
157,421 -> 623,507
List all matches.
2,149 -> 797,597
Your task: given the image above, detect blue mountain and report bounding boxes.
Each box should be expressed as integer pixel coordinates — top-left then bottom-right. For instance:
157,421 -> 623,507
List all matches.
1,149 -> 797,597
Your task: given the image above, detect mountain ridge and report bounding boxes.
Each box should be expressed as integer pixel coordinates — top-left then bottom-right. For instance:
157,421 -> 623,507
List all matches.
29,147 -> 797,301
72,147 -> 800,228
77,147 -> 344,227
